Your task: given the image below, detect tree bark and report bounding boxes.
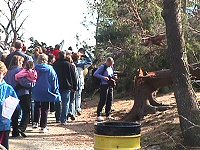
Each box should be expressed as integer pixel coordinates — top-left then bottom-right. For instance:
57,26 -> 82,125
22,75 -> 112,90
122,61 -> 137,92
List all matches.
162,0 -> 200,146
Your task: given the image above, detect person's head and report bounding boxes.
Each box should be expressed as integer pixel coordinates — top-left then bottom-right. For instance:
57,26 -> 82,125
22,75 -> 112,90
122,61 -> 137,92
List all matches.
71,53 -> 79,62
34,46 -> 43,56
54,44 -> 60,50
0,54 -> 7,62
0,61 -> 7,82
105,57 -> 114,67
58,51 -> 66,60
37,53 -> 48,64
1,50 -> 10,62
42,47 -> 47,54
15,40 -> 23,50
78,48 -> 85,55
9,55 -> 24,69
66,55 -> 73,63
49,46 -> 54,51
25,61 -> 34,70
48,53 -> 56,65
22,44 -> 27,53
9,47 -> 15,53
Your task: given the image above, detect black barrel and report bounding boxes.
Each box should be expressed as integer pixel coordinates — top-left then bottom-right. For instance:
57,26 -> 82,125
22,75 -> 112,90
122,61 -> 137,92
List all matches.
94,121 -> 141,136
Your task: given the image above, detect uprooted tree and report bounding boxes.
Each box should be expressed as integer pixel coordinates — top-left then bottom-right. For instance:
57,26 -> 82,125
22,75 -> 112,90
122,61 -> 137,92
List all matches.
124,0 -> 200,146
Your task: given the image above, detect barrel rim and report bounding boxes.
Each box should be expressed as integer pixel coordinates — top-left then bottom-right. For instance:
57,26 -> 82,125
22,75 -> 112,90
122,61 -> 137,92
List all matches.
94,121 -> 141,128
94,133 -> 141,138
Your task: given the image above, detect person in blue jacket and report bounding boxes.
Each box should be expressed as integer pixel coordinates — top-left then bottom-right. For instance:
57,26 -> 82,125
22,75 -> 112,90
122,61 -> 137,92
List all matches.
32,53 -> 61,133
94,57 -> 116,122
0,61 -> 18,150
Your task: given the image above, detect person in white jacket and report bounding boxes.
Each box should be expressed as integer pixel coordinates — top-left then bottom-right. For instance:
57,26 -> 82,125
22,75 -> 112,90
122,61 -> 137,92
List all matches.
72,48 -> 92,115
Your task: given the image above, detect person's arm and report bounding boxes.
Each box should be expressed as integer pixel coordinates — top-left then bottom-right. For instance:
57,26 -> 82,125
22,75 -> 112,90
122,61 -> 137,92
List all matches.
49,68 -> 61,102
15,69 -> 27,81
83,51 -> 93,68
76,52 -> 93,69
70,65 -> 77,91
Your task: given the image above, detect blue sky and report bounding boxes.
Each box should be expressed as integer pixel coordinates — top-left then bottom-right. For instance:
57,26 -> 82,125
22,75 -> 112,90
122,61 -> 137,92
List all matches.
1,0 -> 96,51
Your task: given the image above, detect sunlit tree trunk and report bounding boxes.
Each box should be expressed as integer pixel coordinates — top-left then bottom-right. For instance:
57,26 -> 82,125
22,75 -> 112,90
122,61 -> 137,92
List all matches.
162,0 -> 200,146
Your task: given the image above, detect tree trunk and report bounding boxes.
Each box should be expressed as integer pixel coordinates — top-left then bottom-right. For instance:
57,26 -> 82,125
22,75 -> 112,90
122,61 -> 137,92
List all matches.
162,0 -> 200,146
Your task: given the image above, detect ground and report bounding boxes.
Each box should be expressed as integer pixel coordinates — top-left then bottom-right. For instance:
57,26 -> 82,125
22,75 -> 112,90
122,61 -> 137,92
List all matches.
9,93 -> 200,150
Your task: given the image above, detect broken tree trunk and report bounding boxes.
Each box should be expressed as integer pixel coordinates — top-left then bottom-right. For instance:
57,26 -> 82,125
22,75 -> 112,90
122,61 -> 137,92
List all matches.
124,64 -> 200,122
124,68 -> 173,121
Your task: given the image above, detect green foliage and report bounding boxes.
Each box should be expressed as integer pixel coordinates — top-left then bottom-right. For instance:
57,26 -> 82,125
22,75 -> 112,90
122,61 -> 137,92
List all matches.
86,0 -> 200,93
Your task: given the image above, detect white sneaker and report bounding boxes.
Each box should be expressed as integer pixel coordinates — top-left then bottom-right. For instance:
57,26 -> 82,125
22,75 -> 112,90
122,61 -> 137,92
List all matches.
40,127 -> 48,133
32,122 -> 38,129
106,115 -> 114,120
97,116 -> 104,122
60,121 -> 68,126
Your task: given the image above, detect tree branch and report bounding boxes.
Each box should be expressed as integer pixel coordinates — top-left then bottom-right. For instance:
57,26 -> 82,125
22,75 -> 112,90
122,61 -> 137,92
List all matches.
0,23 -> 6,31
188,26 -> 200,35
16,15 -> 28,32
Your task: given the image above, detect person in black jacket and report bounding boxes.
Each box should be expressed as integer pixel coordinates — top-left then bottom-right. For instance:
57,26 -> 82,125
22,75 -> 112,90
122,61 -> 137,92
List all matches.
53,51 -> 77,125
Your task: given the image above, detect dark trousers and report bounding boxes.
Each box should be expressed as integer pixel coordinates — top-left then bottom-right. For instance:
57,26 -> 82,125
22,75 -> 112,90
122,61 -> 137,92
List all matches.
50,102 -> 55,112
19,94 -> 31,132
0,131 -> 10,150
33,102 -> 49,128
54,102 -> 61,121
11,108 -> 20,136
97,84 -> 113,117
48,102 -> 61,122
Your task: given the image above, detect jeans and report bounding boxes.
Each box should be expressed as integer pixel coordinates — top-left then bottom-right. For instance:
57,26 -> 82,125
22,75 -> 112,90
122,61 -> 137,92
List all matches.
75,88 -> 82,112
19,94 -> 31,132
33,102 -> 49,128
97,84 -> 113,117
0,131 -> 10,150
69,91 -> 75,116
60,90 -> 71,123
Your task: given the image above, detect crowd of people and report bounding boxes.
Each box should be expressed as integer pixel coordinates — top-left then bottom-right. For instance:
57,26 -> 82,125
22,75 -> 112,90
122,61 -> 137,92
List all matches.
0,40 -> 116,150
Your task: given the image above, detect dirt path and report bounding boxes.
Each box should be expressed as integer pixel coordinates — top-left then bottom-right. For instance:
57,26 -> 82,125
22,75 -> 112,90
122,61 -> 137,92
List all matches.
9,96 -> 134,150
10,93 -> 195,150
9,98 -> 99,150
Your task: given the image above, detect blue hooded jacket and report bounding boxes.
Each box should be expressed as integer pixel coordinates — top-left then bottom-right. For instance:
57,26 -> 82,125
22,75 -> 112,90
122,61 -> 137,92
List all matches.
0,80 -> 18,131
32,64 -> 61,102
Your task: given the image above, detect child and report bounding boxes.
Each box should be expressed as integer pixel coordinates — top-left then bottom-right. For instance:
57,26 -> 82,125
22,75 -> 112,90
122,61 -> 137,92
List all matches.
0,61 -> 18,150
15,61 -> 37,83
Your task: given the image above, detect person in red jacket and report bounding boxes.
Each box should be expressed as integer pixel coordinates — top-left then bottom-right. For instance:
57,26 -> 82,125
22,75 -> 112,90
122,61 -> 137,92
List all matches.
51,44 -> 61,61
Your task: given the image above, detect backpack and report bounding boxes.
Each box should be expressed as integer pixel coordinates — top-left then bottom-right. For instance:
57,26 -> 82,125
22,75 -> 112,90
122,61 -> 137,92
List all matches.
92,64 -> 107,89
